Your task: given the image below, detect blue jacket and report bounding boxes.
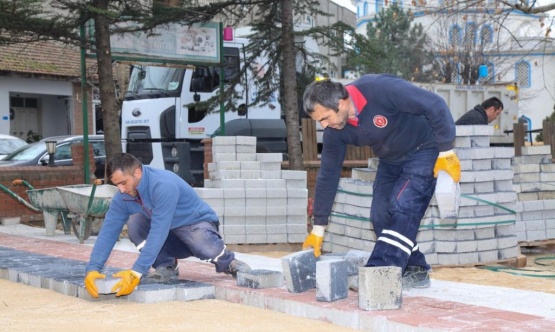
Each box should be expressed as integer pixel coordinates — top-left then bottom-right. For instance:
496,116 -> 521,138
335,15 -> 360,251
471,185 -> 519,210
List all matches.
313,74 -> 456,226
85,166 -> 218,275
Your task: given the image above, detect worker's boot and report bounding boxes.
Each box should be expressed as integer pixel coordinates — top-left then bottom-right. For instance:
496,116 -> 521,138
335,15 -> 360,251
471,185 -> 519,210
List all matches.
224,259 -> 251,279
142,264 -> 179,284
402,266 -> 431,290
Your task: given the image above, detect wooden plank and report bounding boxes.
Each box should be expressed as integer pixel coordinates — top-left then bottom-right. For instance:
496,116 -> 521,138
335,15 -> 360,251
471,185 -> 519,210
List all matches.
301,118 -> 318,161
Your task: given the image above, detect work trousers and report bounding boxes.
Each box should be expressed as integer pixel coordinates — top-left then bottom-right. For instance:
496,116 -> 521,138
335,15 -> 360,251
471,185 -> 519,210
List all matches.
366,147 -> 438,271
127,213 -> 235,273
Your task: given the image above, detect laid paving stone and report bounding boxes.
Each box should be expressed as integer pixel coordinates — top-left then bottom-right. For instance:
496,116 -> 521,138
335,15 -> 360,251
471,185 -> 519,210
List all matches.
316,259 -> 348,302
127,282 -> 178,303
358,266 -> 402,311
237,269 -> 283,289
281,249 -> 318,293
173,280 -> 215,301
50,276 -> 84,297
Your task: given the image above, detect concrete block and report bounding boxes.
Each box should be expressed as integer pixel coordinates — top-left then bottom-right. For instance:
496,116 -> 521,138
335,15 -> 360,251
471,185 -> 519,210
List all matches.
281,249 -> 317,293
316,259 -> 349,302
128,283 -> 177,303
96,277 -> 119,294
344,249 -> 372,276
174,280 -> 215,301
237,269 -> 283,289
434,171 -> 460,219
358,266 -> 402,310
1,217 -> 20,226
212,136 -> 236,145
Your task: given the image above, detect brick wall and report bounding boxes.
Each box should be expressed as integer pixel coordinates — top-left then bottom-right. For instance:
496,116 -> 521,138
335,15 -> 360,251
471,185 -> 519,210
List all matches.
0,143 -> 96,222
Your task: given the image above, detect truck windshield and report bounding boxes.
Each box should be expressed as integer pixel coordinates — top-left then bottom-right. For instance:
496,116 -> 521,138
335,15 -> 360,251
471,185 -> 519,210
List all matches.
126,66 -> 183,97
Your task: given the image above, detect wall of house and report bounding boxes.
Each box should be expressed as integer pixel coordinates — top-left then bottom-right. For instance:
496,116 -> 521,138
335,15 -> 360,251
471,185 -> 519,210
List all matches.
0,76 -> 72,137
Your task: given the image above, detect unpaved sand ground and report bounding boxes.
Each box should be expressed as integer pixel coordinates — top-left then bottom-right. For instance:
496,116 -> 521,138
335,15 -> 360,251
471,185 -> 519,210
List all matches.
0,278 -> 357,332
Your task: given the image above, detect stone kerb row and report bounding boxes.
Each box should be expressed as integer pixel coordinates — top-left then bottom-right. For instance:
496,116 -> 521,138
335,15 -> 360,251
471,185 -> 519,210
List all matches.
195,136 -> 308,245
322,125 -> 521,266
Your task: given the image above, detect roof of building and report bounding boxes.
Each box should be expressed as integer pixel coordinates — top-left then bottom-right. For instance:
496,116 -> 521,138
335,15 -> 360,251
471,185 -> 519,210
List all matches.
0,39 -> 85,78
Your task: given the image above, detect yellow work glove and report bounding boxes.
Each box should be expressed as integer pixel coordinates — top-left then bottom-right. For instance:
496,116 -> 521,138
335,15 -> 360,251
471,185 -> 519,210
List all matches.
84,270 -> 106,298
302,225 -> 325,257
111,270 -> 142,297
433,149 -> 461,183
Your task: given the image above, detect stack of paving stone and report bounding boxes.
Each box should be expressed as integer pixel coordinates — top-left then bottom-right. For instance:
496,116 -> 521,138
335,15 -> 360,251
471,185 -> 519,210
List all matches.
322,126 -> 522,266
195,136 -> 308,244
512,144 -> 555,242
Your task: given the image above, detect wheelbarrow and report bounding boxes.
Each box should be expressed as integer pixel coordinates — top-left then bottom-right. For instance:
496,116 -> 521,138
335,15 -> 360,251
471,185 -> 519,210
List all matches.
1,179 -> 117,243
1,179 -> 72,236
56,182 -> 118,244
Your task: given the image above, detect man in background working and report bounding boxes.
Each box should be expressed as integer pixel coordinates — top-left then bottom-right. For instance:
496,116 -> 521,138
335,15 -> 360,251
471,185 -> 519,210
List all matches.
301,74 -> 460,289
84,153 -> 250,298
455,97 -> 504,125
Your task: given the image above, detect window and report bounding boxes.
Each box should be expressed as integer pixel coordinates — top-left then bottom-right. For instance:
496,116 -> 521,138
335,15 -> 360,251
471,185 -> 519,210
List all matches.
450,62 -> 461,84
515,61 -> 531,88
54,143 -> 72,161
465,23 -> 476,45
10,97 -> 38,108
449,26 -> 462,45
375,0 -> 383,12
480,25 -> 493,44
91,141 -> 106,157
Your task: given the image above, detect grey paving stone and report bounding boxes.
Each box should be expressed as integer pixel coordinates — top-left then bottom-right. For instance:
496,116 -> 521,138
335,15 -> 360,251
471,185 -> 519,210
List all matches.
281,249 -> 318,293
237,269 -> 283,289
358,266 -> 402,311
343,250 -> 372,276
128,282 -> 177,303
173,280 -> 215,301
316,259 -> 349,302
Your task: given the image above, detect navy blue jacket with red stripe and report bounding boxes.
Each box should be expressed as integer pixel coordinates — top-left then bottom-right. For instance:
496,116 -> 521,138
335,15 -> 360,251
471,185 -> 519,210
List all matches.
313,74 -> 456,226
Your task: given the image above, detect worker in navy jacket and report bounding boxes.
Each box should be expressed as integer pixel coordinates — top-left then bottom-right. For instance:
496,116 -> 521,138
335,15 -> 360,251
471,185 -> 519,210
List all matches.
455,97 -> 504,125
301,74 -> 460,289
84,153 -> 250,298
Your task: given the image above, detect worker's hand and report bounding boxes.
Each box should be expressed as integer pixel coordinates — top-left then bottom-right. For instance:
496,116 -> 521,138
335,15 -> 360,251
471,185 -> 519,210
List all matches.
433,149 -> 461,183
84,270 -> 106,298
111,270 -> 142,297
302,225 -> 325,257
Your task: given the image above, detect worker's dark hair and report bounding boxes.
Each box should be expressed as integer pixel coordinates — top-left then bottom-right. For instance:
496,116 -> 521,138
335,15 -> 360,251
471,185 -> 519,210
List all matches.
303,79 -> 349,114
481,97 -> 503,111
107,153 -> 142,178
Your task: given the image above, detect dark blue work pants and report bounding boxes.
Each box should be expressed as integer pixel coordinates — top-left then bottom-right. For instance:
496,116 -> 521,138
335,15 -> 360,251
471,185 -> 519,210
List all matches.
366,147 -> 438,271
127,214 -> 235,273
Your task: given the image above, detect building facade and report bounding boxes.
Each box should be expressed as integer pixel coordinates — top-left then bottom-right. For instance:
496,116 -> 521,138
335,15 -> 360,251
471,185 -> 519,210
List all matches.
0,0 -> 355,140
352,0 -> 555,134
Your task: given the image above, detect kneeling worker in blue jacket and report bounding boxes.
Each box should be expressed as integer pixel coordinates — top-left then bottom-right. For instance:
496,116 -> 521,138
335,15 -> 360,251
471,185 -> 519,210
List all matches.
84,153 -> 250,298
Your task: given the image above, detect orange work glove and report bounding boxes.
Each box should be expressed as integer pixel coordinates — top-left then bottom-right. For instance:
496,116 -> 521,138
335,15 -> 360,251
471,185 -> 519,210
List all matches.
84,270 -> 106,298
111,270 -> 142,297
433,149 -> 461,183
302,225 -> 325,257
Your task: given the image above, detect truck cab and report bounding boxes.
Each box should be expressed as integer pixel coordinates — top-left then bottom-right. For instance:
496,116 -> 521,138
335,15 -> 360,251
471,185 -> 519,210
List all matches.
121,38 -> 285,186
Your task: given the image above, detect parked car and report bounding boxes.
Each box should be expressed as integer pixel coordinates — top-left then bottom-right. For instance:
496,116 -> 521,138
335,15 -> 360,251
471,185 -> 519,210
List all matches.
0,134 -> 28,160
0,135 -> 106,179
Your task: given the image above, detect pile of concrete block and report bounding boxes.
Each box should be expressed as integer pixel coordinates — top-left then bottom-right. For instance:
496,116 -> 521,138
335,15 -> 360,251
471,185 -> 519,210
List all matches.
322,126 -> 522,266
195,136 -> 308,244
512,145 -> 555,242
